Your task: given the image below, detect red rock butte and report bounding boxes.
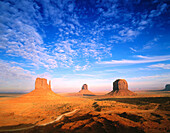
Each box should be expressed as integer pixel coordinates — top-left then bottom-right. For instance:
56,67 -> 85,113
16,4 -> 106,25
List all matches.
17,78 -> 61,102
107,79 -> 136,96
78,84 -> 95,96
35,78 -> 51,90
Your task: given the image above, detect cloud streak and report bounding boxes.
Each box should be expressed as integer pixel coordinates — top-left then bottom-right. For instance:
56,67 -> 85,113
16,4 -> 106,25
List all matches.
148,63 -> 170,69
98,55 -> 170,65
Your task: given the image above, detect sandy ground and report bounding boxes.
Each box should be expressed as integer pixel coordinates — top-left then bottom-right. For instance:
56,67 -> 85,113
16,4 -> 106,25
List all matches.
0,91 -> 170,133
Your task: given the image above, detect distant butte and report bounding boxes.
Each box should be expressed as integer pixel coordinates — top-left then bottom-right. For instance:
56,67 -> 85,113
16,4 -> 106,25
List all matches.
162,84 -> 170,91
78,84 -> 95,96
107,79 -> 136,96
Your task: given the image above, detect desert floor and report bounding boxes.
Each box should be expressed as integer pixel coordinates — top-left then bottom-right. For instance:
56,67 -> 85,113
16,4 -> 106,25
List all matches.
0,91 -> 170,133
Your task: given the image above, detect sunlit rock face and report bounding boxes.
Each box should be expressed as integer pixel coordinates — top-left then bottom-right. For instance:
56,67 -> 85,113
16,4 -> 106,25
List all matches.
113,79 -> 128,91
35,78 -> 51,90
163,84 -> 170,91
107,79 -> 136,96
82,84 -> 88,90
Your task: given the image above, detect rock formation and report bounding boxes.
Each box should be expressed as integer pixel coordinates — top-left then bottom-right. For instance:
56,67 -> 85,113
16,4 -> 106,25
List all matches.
107,79 -> 136,96
82,84 -> 88,90
78,84 -> 95,96
19,77 -> 61,100
163,84 -> 170,91
35,78 -> 51,90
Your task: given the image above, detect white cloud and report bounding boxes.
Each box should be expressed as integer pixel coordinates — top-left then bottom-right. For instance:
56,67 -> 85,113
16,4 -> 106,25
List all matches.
102,4 -> 118,17
74,64 -> 90,71
0,1 -> 60,69
98,55 -> 170,65
75,65 -> 81,71
0,60 -> 36,92
0,60 -> 34,80
139,20 -> 148,25
128,73 -> 170,90
129,74 -> 169,81
148,64 -> 170,69
130,47 -> 137,52
75,74 -> 95,77
149,3 -> 167,18
143,37 -> 159,50
119,28 -> 139,37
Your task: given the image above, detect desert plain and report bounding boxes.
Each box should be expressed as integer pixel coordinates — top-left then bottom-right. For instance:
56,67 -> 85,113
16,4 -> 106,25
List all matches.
0,78 -> 170,133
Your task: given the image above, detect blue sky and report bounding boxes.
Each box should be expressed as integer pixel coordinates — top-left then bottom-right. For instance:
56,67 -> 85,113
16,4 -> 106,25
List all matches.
0,0 -> 170,92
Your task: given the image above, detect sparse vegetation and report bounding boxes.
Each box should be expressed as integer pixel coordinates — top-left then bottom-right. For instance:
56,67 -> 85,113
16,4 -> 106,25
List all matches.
96,97 -> 170,105
92,102 -> 101,112
157,101 -> 170,111
137,103 -> 157,110
0,92 -> 170,133
118,112 -> 145,122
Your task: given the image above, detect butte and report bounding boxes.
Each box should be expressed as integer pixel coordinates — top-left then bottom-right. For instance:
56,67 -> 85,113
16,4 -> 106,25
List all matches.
18,77 -> 61,102
107,79 -> 136,96
162,84 -> 170,91
77,84 -> 95,96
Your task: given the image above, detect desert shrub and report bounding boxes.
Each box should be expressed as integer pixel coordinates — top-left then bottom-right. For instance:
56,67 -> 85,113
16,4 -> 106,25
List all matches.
95,106 -> 101,112
96,97 -> 170,106
92,102 -> 101,111
157,101 -> 170,111
93,102 -> 97,105
137,103 -> 156,110
118,112 -> 144,122
92,102 -> 99,108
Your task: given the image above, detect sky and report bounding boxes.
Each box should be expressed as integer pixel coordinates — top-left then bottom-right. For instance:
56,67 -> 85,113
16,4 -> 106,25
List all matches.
0,0 -> 170,93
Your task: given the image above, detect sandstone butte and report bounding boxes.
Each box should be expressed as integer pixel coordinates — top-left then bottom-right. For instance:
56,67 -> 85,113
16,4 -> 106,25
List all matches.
16,77 -> 62,102
163,84 -> 170,91
107,79 -> 136,96
78,84 -> 95,96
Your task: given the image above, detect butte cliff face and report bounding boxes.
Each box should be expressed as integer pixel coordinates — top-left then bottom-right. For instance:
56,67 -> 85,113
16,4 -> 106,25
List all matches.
107,79 -> 136,96
78,84 -> 95,96
163,84 -> 170,91
35,78 -> 51,90
82,84 -> 88,90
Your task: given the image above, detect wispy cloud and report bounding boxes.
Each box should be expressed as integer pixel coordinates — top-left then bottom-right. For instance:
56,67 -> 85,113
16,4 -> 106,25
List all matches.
130,47 -> 137,52
128,73 -> 170,89
129,74 -> 168,81
0,60 -> 35,81
75,74 -> 95,77
143,37 -> 159,50
98,55 -> 170,65
74,64 -> 90,71
0,59 -> 35,91
0,0 -> 169,91
148,63 -> 170,69
149,3 -> 168,18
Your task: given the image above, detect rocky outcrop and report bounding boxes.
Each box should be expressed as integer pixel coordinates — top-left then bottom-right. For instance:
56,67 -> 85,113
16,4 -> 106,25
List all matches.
163,84 -> 170,91
113,79 -> 128,91
107,79 -> 136,96
82,84 -> 88,90
19,78 -> 61,100
35,78 -> 51,90
78,84 -> 95,96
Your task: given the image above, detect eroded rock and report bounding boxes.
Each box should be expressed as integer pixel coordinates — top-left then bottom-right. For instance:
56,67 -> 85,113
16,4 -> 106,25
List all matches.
82,84 -> 88,90
163,84 -> 170,91
78,84 -> 95,96
35,77 -> 51,90
107,79 -> 136,96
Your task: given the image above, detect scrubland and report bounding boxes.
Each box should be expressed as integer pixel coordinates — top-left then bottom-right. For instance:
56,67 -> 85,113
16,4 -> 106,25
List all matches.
0,91 -> 169,133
